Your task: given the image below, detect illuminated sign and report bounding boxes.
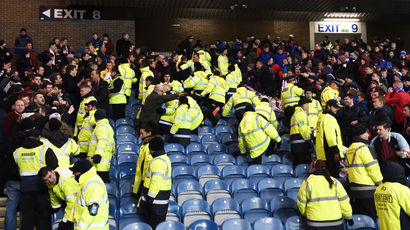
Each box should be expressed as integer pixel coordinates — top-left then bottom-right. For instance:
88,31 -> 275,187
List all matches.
314,22 -> 362,34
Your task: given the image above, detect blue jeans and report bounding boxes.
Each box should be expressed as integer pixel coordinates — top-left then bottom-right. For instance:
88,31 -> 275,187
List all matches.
5,180 -> 21,230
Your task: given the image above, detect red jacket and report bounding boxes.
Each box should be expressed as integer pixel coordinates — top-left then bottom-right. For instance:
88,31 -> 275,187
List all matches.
386,91 -> 410,124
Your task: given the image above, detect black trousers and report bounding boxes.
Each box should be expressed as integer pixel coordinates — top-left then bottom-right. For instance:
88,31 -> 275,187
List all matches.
97,171 -> 110,183
111,104 -> 126,121
307,224 -> 344,230
21,190 -> 51,230
284,106 -> 295,129
202,98 -> 224,126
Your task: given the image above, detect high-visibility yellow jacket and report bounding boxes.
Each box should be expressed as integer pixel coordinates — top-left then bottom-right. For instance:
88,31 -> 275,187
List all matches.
133,138 -> 153,195
255,101 -> 278,129
345,141 -> 383,186
316,112 -> 344,160
281,83 -> 304,108
225,72 -> 240,91
73,167 -> 108,230
108,74 -> 127,104
290,107 -> 311,140
142,84 -> 155,105
119,63 -> 135,97
320,86 -> 339,108
78,110 -> 96,153
308,99 -> 322,136
222,87 -> 260,116
238,111 -> 281,158
297,173 -> 352,225
170,104 -> 191,135
161,81 -> 184,94
14,144 -> 48,178
41,138 -> 79,168
197,50 -> 212,74
179,60 -> 195,73
100,68 -> 112,83
233,64 -> 242,84
88,119 -> 115,172
374,182 -> 410,230
138,66 -> 154,99
48,168 -> 79,223
183,71 -> 209,92
75,96 -> 97,136
159,99 -> 179,124
201,75 -> 226,104
141,152 -> 172,203
188,96 -> 204,130
218,55 -> 229,76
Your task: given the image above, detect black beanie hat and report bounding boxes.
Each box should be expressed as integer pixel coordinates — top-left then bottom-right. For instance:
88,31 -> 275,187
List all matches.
351,124 -> 368,137
70,159 -> 93,174
94,109 -> 106,120
149,136 -> 164,152
381,161 -> 406,184
298,97 -> 312,106
20,118 -> 34,131
49,118 -> 62,131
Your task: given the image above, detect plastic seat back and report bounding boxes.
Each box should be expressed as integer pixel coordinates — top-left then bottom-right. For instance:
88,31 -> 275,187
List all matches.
221,218 -> 251,230
189,154 -> 211,167
285,216 -> 307,230
117,154 -> 138,167
196,165 -> 221,186
206,143 -> 228,155
156,221 -> 185,230
165,143 -> 185,154
246,164 -> 270,184
222,165 -> 246,185
188,219 -> 219,230
253,217 -> 283,230
270,196 -> 298,223
257,178 -> 284,203
295,164 -> 310,178
169,154 -> 189,167
262,154 -> 282,167
346,214 -> 377,230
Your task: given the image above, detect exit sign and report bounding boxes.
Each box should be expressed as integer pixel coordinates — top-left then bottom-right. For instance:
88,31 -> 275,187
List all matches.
314,21 -> 362,34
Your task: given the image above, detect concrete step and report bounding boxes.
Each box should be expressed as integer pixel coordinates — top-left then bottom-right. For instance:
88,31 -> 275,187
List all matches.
0,197 -> 7,207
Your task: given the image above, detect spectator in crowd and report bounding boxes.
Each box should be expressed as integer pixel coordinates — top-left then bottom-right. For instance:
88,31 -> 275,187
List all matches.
102,34 -> 114,56
386,81 -> 410,132
14,28 -> 33,52
90,32 -> 102,48
116,33 -> 131,57
369,96 -> 394,138
4,99 -> 25,138
403,104 -> 410,143
178,35 -> 194,59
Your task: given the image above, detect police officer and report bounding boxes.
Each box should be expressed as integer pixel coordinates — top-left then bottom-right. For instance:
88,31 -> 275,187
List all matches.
88,109 -> 115,183
161,73 -> 184,94
75,84 -> 97,136
170,96 -> 191,147
38,167 -> 79,230
77,100 -> 97,157
139,137 -> 172,229
139,59 -> 155,100
345,124 -> 383,219
225,65 -> 240,100
13,128 -> 59,230
201,70 -> 226,126
238,105 -> 281,164
255,96 -> 278,129
187,95 -> 204,135
321,80 -> 341,108
316,100 -> 344,178
297,160 -> 353,230
108,67 -> 127,121
374,161 -> 410,230
305,88 -> 322,138
118,55 -> 136,100
290,97 -> 313,165
281,75 -> 304,128
158,84 -> 179,135
183,62 -> 209,101
218,48 -> 229,76
222,84 -> 260,121
71,160 -> 109,230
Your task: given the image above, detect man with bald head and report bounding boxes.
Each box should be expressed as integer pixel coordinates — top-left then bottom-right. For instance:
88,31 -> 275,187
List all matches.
139,84 -> 184,124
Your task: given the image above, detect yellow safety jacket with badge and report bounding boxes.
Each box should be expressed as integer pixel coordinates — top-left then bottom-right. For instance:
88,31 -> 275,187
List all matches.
119,63 -> 136,97
138,66 -> 154,99
75,96 -> 97,136
88,119 -> 115,172
159,99 -> 179,126
238,111 -> 281,158
281,83 -> 304,108
297,173 -> 352,226
201,75 -> 226,104
222,87 -> 260,117
142,84 -> 155,106
48,168 -> 79,223
188,96 -> 204,131
183,70 -> 209,94
308,99 -> 322,136
108,74 -> 127,104
161,81 -> 184,94
140,151 -> 172,206
197,50 -> 212,71
179,60 -> 195,74
78,110 -> 96,153
374,182 -> 410,230
234,64 -> 242,84
41,138 -> 79,168
225,72 -> 240,93
170,104 -> 191,135
73,166 -> 108,230
133,138 -> 153,195
290,107 -> 311,140
316,112 -> 344,160
321,86 -> 339,108
255,101 -> 278,129
14,145 -> 48,178
218,55 -> 229,76
345,142 -> 383,186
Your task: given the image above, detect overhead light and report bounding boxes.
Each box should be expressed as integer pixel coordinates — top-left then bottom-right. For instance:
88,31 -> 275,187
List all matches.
324,12 -> 365,18
242,4 -> 248,8
323,18 -> 360,22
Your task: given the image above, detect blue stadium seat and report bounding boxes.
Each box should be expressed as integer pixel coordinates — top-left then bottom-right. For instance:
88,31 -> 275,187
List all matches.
118,165 -> 136,179
121,222 -> 152,230
216,119 -> 228,126
185,143 -> 206,155
109,119 -> 115,129
262,154 -> 282,167
207,143 -> 228,155
221,133 -> 238,145
236,155 -> 249,167
165,143 -> 185,154
115,118 -> 134,128
51,207 -> 65,225
230,178 -> 258,204
284,178 -> 304,202
201,134 -> 221,149
119,180 -> 134,198
257,178 -> 284,203
110,176 -> 118,186
169,153 -> 189,167
106,182 -> 119,199
215,125 -> 234,136
109,166 -> 118,179
117,154 -> 138,167
196,165 -> 221,186
270,196 -> 298,223
204,179 -> 231,204
227,117 -> 238,127
115,125 -> 136,136
119,201 -> 139,219
109,197 -> 119,221
172,166 -> 196,186
198,126 -> 215,134
181,199 -> 212,228
295,164 -> 310,178
188,220 -> 219,230
116,134 -> 138,145
221,218 -> 252,230
119,194 -> 139,206
176,179 -> 203,206
221,165 -> 246,185
156,221 -> 185,230
117,144 -> 139,156
227,143 -> 240,155
347,214 -> 377,230
211,198 -> 241,226
246,164 -> 270,184
285,216 -> 307,230
253,217 -> 283,230
270,164 -> 295,183
241,197 -> 270,224
189,154 -> 211,167
190,135 -> 201,143
214,153 -> 236,171
166,201 -> 180,222
281,153 -> 293,165
203,119 -> 213,128
109,216 -> 117,230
